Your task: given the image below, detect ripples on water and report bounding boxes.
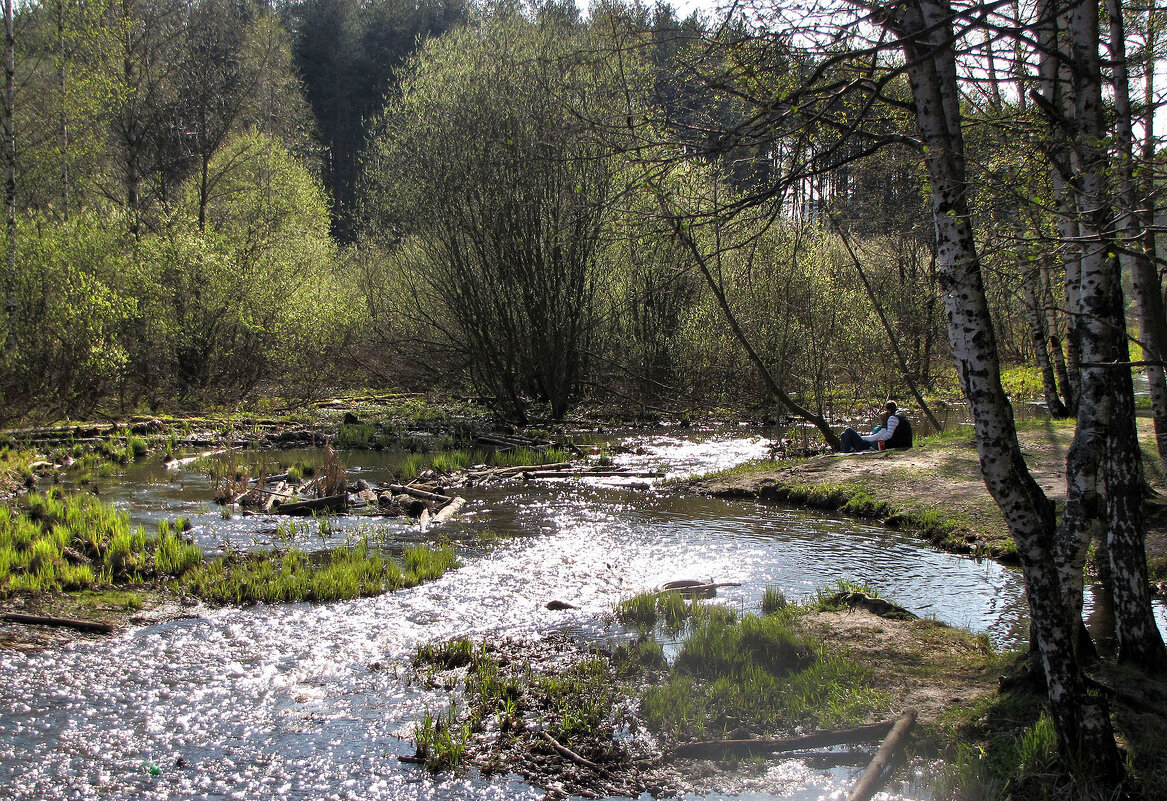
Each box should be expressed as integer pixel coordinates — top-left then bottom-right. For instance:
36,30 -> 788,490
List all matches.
0,429 -> 1086,800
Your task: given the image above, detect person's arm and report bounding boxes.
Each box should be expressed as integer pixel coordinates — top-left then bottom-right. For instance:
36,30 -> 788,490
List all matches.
862,414 -> 899,443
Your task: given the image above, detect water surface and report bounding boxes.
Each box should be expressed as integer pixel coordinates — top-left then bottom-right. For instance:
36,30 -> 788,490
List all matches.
0,429 -> 1115,800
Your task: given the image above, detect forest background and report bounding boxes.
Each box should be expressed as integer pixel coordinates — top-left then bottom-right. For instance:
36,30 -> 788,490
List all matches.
0,0 -> 1033,427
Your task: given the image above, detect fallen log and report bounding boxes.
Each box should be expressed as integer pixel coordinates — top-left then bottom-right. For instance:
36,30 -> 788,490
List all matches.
430,496 -> 466,525
523,469 -> 665,479
262,481 -> 292,513
278,493 -> 347,515
475,434 -> 552,449
848,708 -> 917,801
671,719 -> 900,760
2,612 -> 117,634
829,592 -> 918,620
387,484 -> 452,505
479,461 -> 572,480
658,580 -> 742,598
166,446 -> 235,469
539,731 -> 599,770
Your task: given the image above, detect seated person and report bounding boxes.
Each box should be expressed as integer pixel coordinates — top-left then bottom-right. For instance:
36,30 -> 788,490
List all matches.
839,401 -> 914,453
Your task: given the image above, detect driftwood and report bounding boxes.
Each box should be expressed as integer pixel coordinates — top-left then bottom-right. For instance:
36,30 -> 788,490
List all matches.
430,496 -> 466,525
418,507 -> 431,528
830,592 -> 918,620
848,708 -> 918,801
524,469 -> 665,479
278,493 -> 347,515
671,719 -> 900,760
262,481 -> 292,513
658,580 -> 742,598
539,731 -> 599,769
167,446 -> 234,469
2,612 -> 117,634
387,484 -> 452,505
474,461 -> 572,480
475,434 -> 552,449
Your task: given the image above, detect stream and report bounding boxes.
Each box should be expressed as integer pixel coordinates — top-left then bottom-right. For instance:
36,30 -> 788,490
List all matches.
1,428 -> 1159,800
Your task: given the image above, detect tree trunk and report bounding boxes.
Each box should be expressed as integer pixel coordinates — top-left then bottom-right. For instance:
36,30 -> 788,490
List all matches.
1022,260 -> 1068,417
1039,256 -> 1073,412
3,0 -> 14,350
884,0 -> 1123,780
834,219 -> 944,432
1108,0 -> 1167,482
56,0 -> 68,219
656,191 -> 842,449
1066,0 -> 1166,669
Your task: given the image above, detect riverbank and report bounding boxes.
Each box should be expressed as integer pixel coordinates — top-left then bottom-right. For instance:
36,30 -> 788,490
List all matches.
409,590 -> 1009,800
407,586 -> 1167,800
680,418 -> 1167,581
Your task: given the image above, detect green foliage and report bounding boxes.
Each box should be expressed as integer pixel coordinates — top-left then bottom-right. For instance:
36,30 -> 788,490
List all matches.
812,579 -> 879,610
415,637 -> 477,670
934,712 -> 1063,801
413,705 -> 470,772
362,12 -> 628,421
178,541 -> 458,605
641,606 -> 885,739
761,586 -> 787,614
430,450 -> 473,474
0,491 -> 203,595
612,638 -> 667,676
998,366 -> 1045,401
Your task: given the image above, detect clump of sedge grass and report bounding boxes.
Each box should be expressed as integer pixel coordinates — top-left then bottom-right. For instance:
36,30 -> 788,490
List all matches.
413,705 -> 470,771
761,586 -> 787,614
177,541 -> 459,605
639,590 -> 888,741
0,490 -> 202,596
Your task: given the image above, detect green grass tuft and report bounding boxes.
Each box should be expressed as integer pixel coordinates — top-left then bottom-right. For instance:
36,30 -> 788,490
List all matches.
1,491 -> 205,596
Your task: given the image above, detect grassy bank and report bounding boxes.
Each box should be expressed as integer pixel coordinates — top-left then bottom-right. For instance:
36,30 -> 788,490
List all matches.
409,587 -> 1166,800
1,489 -> 459,618
683,420 -> 1101,563
178,541 -> 458,605
408,589 -> 912,796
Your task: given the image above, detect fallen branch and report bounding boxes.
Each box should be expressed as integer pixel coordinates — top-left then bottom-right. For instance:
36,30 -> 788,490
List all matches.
2,612 -> 117,634
671,719 -> 899,760
848,708 -> 918,801
539,731 -> 599,770
524,470 -> 665,479
166,446 -> 235,469
477,461 -> 572,480
387,484 -> 452,505
659,580 -> 742,597
278,493 -> 347,515
430,496 -> 466,525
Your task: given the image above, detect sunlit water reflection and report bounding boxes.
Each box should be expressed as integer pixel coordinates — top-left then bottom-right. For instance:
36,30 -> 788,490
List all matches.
1,428 -> 1157,800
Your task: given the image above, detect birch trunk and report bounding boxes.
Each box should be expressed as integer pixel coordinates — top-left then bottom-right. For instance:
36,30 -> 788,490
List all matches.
1022,260 -> 1068,417
1108,0 -> 1167,483
883,0 -> 1122,779
3,0 -> 14,349
1039,256 -> 1072,412
1066,0 -> 1166,669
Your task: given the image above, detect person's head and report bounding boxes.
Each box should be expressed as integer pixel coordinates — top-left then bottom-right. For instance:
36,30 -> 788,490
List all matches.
885,401 -> 898,415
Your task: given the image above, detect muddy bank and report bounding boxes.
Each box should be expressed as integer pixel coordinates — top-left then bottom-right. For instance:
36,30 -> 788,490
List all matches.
0,587 -> 201,652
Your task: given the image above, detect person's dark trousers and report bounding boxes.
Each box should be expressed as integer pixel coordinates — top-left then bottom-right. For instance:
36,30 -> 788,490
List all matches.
840,428 -> 873,453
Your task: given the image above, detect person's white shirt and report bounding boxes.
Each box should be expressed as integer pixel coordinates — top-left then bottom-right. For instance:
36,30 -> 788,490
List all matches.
861,413 -> 899,444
